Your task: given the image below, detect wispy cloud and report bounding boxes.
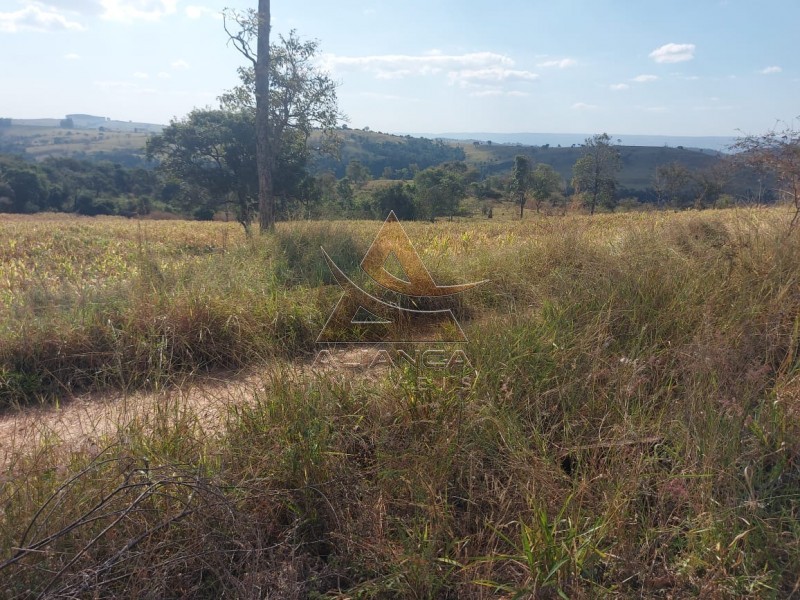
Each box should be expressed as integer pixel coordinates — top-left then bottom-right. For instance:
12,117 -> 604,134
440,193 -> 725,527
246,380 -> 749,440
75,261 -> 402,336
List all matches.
609,83 -> 629,91
649,43 -> 695,63
93,80 -> 157,94
320,51 -> 515,80
99,0 -> 178,22
572,102 -> 598,111
448,67 -> 539,87
631,74 -> 658,83
321,50 -> 538,99
184,5 -> 221,20
692,104 -> 734,111
171,58 -> 190,69
358,91 -> 419,102
0,3 -> 85,33
133,71 -> 149,79
64,52 -> 80,60
536,58 -> 577,69
760,65 -> 782,75
157,71 -> 171,79
470,89 -> 530,98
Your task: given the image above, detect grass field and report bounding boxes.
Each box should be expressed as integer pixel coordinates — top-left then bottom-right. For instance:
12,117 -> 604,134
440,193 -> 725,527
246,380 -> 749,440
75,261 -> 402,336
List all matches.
0,207 -> 799,597
1,124 -> 150,160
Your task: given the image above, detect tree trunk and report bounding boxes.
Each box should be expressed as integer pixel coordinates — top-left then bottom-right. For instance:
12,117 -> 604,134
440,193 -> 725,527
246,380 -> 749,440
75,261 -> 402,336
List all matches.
255,0 -> 273,232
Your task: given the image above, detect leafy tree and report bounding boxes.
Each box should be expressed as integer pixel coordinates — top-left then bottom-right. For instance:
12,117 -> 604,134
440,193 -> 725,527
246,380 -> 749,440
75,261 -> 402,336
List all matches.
371,182 -> 416,220
0,166 -> 49,213
414,162 -> 471,222
345,159 -> 371,188
653,162 -> 693,209
572,133 -> 622,214
530,163 -> 562,213
693,161 -> 731,209
222,10 -> 342,231
336,177 -> 354,210
147,108 -> 257,232
511,155 -> 531,218
733,121 -> 800,228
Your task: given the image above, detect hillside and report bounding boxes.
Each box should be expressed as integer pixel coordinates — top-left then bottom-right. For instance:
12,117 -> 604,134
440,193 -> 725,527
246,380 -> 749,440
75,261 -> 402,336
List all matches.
460,141 -> 724,189
0,123 -> 152,167
1,120 -> 760,197
422,131 -> 736,152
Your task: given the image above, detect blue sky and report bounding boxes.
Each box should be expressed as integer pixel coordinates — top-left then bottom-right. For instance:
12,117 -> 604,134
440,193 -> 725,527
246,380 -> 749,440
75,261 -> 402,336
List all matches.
1,0 -> 798,137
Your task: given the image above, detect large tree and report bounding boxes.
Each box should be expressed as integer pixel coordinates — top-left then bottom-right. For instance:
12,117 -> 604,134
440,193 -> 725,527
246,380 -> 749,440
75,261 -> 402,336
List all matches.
223,8 -> 341,231
146,107 -> 313,232
146,108 -> 257,231
414,162 -> 473,222
572,133 -> 622,214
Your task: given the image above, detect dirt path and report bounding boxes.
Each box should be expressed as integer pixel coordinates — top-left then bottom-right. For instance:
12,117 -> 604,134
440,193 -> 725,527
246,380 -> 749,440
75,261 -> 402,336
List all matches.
0,349 -> 386,471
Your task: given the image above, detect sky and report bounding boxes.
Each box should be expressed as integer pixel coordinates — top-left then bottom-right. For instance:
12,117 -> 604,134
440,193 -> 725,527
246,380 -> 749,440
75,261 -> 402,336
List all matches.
1,0 -> 798,137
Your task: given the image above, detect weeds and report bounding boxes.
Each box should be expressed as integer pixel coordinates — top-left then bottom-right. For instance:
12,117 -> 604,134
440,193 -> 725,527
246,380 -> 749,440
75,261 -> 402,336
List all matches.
0,207 -> 798,597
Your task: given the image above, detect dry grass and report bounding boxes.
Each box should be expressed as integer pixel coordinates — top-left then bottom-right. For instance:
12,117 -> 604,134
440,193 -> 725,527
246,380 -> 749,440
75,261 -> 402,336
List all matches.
1,206 -> 799,598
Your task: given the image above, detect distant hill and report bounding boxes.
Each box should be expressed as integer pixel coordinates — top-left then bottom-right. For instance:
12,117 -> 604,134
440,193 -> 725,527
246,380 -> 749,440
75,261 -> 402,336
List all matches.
9,114 -> 163,133
0,119 -> 155,167
310,128 -> 465,178
0,119 -> 760,197
414,132 -> 737,153
458,141 -> 723,189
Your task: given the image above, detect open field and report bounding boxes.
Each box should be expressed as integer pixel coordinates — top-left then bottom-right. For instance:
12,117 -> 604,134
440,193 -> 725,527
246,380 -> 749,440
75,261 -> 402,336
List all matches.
1,208 -> 799,597
0,124 -> 150,162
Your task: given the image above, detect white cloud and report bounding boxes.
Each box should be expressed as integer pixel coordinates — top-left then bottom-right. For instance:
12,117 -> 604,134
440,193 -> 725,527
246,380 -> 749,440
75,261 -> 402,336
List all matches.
536,58 -> 577,69
185,5 -> 220,20
94,80 -> 157,94
99,0 -> 178,22
609,83 -> 629,91
470,89 -> 530,98
157,71 -> 171,79
760,65 -> 782,75
693,104 -> 734,111
358,91 -> 419,102
64,52 -> 80,60
649,43 -> 695,63
631,74 -> 658,83
0,3 -> 85,33
133,71 -> 148,79
320,51 -> 515,80
94,80 -> 138,91
448,67 -> 539,87
572,102 -> 598,111
171,58 -> 190,69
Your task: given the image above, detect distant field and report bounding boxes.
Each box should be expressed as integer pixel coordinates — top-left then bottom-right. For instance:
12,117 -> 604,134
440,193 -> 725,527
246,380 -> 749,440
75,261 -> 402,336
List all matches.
0,124 -> 150,160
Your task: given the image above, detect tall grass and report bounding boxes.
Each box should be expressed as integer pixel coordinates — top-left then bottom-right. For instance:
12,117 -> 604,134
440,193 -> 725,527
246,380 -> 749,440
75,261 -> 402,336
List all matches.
0,207 -> 798,597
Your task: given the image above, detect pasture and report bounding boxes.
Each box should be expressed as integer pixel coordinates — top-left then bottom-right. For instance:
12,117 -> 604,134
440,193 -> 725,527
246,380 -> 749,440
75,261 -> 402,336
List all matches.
0,207 -> 798,597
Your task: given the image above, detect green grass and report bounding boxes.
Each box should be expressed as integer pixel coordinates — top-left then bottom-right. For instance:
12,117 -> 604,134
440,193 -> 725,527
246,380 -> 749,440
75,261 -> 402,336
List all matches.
1,207 -> 799,597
